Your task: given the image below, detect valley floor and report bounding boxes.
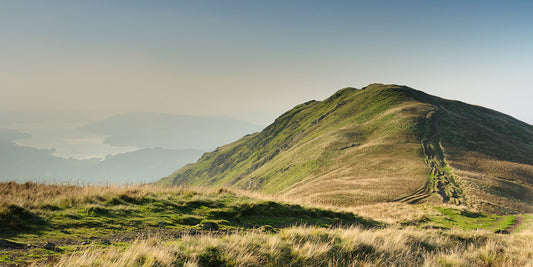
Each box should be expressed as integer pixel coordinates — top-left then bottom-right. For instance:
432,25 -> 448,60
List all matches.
1,182 -> 532,266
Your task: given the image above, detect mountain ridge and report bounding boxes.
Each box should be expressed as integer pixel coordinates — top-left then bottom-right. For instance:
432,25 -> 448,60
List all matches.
159,84 -> 533,213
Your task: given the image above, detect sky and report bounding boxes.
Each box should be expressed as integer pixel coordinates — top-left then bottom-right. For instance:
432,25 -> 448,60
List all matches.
1,0 -> 533,125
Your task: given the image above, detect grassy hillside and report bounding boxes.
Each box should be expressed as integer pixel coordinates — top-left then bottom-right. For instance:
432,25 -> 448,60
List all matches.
160,84 -> 533,213
1,182 -> 531,266
161,84 -> 433,206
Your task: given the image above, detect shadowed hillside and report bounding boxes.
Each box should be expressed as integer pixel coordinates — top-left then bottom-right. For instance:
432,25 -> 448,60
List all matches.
423,94 -> 533,213
160,84 -> 533,213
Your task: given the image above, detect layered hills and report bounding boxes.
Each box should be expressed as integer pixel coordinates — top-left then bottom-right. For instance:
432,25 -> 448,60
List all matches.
159,84 -> 533,214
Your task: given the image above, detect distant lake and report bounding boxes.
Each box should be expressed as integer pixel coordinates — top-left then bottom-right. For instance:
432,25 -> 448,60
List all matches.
6,121 -> 138,160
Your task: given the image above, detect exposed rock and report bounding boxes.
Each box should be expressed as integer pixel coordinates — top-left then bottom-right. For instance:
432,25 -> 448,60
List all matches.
201,221 -> 219,231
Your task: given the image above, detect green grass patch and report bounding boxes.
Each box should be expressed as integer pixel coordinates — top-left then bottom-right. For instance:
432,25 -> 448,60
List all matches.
425,207 -> 516,231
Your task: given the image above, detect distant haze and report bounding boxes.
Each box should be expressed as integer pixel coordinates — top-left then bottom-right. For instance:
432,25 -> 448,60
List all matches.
79,112 -> 263,151
1,1 -> 532,125
0,111 -> 266,183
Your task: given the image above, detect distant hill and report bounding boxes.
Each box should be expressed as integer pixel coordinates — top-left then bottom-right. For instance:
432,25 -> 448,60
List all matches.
79,112 -> 264,150
0,137 -> 203,184
0,112 -> 262,184
159,84 -> 533,214
92,148 -> 204,183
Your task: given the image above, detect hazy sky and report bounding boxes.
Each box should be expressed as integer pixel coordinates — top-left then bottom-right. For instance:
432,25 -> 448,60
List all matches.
1,0 -> 532,124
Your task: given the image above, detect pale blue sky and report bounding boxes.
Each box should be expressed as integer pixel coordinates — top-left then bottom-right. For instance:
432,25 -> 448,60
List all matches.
1,0 -> 532,124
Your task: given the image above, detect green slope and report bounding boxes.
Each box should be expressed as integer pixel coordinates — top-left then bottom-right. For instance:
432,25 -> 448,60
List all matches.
160,84 -> 533,213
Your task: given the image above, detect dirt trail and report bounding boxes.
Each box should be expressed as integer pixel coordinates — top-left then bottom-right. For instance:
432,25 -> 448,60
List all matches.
396,109 -> 464,204
496,216 -> 524,234
423,113 -> 449,202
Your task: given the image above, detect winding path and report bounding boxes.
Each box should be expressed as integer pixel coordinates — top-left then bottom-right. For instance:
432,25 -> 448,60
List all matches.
396,108 -> 463,204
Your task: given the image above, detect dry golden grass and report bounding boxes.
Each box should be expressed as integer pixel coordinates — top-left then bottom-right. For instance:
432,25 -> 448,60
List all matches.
50,223 -> 533,267
3,182 -> 532,266
444,148 -> 533,214
280,142 -> 428,206
271,101 -> 432,207
0,181 -> 227,210
347,202 -> 429,225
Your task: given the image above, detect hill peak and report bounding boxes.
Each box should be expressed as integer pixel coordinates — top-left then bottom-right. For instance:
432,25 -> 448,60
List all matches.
362,83 -> 402,89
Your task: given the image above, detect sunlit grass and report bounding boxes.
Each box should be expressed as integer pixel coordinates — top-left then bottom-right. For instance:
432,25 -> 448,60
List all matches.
1,182 -> 531,266
53,225 -> 533,267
